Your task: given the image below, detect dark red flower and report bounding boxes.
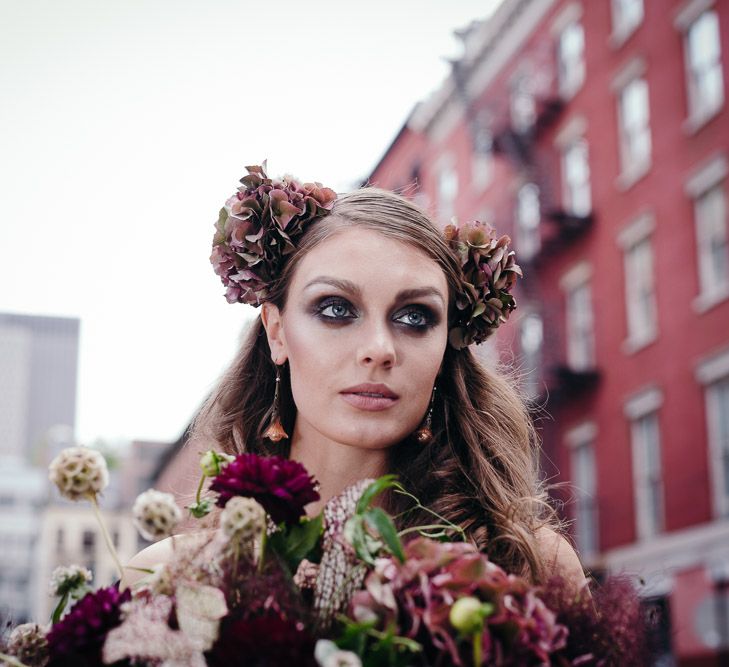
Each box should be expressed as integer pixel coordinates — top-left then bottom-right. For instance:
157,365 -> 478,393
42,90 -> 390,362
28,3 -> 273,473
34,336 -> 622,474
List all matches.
210,453 -> 319,525
206,612 -> 317,667
46,585 -> 131,667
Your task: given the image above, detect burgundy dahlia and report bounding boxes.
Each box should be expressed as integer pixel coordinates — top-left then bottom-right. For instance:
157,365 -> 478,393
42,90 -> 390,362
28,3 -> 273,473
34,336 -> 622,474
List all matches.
46,585 -> 131,667
210,453 -> 319,525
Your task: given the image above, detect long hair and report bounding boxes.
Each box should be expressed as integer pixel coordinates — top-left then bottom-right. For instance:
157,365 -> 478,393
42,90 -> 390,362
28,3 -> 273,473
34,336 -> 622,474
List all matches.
190,188 -> 557,582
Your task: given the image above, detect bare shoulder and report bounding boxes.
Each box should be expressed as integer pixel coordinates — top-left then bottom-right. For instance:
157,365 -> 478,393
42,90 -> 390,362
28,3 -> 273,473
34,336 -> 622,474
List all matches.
121,531 -> 215,590
535,526 -> 588,590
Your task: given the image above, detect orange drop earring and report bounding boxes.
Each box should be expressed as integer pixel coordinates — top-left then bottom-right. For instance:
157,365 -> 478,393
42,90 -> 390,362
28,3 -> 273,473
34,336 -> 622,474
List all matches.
263,364 -> 288,442
414,385 -> 436,444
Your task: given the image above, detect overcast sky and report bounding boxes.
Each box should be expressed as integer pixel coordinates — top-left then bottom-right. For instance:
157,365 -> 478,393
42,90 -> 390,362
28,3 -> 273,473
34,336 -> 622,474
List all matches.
0,0 -> 502,447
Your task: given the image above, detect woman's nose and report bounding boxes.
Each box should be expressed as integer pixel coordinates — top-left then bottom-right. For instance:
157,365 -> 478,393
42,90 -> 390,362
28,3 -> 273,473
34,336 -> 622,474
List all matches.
357,320 -> 396,369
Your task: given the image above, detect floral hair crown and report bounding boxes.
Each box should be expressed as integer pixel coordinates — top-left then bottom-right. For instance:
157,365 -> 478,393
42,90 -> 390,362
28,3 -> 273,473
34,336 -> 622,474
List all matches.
210,164 -> 522,348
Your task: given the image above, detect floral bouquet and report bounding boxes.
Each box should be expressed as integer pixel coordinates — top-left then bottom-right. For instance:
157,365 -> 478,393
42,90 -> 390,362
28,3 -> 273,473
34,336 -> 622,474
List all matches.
1,447 -> 650,667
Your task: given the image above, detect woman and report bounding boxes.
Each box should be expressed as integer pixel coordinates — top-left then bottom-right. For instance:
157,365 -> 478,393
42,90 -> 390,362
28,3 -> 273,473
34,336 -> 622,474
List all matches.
127,166 -> 585,589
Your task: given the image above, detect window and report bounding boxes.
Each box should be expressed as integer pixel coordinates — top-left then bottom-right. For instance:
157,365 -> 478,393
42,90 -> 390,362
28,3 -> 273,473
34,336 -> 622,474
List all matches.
630,410 -> 664,539
516,183 -> 541,260
570,430 -> 599,556
557,20 -> 585,98
617,77 -> 651,181
471,120 -> 493,191
519,312 -> 543,398
684,9 -> 724,127
623,235 -> 658,348
706,376 -> 729,517
82,530 -> 95,555
565,280 -> 595,371
510,75 -> 535,134
562,137 -> 592,216
695,183 -> 729,302
437,163 -> 458,222
611,0 -> 644,44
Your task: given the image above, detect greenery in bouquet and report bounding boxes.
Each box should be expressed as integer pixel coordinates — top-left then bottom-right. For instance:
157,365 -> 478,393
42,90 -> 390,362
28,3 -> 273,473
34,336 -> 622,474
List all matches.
0,447 -> 652,667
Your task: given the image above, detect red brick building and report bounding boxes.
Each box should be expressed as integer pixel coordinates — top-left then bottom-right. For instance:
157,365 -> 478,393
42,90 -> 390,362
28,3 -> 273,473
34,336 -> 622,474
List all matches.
368,1 -> 729,664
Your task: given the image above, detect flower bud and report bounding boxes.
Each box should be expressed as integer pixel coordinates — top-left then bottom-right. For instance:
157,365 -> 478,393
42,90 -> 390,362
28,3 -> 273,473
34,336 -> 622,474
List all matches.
449,596 -> 491,635
132,489 -> 182,541
6,623 -> 49,667
199,450 -> 235,477
48,446 -> 109,501
49,564 -> 92,597
220,496 -> 266,544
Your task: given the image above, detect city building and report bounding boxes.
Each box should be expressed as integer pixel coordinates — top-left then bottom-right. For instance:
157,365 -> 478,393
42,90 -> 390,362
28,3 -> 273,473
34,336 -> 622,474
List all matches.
0,312 -> 80,625
367,1 -> 729,664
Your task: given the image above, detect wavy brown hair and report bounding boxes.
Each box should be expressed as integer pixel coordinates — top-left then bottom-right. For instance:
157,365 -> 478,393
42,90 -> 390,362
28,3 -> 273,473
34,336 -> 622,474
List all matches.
190,188 -> 556,582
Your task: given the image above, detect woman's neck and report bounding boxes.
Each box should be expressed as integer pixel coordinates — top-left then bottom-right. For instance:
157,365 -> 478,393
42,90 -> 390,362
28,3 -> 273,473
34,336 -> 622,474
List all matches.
288,419 -> 389,518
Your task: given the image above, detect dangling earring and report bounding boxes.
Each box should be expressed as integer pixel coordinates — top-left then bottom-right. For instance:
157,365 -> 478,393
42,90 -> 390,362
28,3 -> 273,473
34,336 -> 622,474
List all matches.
263,364 -> 289,442
414,386 -> 436,444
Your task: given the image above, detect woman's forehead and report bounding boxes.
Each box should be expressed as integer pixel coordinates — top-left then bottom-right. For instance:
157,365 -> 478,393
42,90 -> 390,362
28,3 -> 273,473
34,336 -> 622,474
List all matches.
290,227 -> 449,298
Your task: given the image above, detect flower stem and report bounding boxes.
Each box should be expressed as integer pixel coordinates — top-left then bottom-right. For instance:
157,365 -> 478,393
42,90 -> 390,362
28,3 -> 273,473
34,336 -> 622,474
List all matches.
89,493 -> 124,582
473,630 -> 483,667
195,473 -> 206,505
0,652 -> 31,667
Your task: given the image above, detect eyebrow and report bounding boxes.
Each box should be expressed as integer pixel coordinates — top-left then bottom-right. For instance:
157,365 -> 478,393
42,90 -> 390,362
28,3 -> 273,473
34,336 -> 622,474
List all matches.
303,276 -> 446,308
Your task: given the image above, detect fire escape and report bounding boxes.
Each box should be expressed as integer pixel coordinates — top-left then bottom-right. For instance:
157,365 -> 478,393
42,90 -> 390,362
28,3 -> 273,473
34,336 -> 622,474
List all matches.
465,64 -> 600,406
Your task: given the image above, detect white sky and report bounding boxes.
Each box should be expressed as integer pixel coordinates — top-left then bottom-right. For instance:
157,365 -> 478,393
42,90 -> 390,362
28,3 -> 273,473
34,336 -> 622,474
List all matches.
0,0 -> 503,446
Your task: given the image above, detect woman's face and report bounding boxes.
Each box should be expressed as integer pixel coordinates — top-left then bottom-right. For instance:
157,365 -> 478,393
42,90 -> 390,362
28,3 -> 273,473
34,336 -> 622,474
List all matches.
263,226 -> 449,451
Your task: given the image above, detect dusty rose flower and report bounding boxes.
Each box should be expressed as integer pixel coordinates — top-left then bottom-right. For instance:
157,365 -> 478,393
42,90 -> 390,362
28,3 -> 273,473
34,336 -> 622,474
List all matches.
48,446 -> 109,501
210,453 -> 319,525
6,623 -> 49,667
211,163 -> 337,306
132,488 -> 182,541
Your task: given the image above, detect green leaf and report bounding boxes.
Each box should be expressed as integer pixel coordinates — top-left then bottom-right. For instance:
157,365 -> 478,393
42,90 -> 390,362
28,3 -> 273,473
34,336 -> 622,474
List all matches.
51,591 -> 69,625
364,508 -> 405,563
268,514 -> 323,573
187,498 -> 213,519
355,475 -> 400,515
348,516 -> 377,566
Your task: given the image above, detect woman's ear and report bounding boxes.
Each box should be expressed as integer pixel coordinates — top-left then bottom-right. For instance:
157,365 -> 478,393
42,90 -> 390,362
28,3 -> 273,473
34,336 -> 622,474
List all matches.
261,302 -> 288,364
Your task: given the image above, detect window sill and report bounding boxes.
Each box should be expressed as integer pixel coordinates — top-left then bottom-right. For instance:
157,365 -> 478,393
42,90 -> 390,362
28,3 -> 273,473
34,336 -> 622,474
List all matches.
693,285 -> 729,314
608,22 -> 640,50
683,101 -> 724,136
616,158 -> 651,192
622,330 -> 658,355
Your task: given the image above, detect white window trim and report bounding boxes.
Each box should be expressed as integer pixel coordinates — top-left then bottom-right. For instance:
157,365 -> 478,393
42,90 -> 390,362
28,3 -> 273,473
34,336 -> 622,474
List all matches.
624,385 -> 664,420
550,1 -> 583,37
619,216 -> 658,353
554,114 -> 588,149
686,155 -> 729,312
565,420 -> 598,448
560,266 -> 596,370
609,0 -> 644,49
695,347 -> 729,518
559,260 -> 592,291
567,423 -> 600,558
612,58 -> 652,190
676,2 -> 725,134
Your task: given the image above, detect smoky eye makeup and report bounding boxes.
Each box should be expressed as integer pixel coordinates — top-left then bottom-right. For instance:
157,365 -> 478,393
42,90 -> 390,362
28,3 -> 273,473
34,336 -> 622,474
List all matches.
311,295 -> 357,322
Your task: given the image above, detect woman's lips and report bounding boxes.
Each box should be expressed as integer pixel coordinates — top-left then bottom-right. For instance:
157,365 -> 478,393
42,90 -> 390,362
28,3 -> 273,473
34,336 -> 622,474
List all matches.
340,383 -> 399,411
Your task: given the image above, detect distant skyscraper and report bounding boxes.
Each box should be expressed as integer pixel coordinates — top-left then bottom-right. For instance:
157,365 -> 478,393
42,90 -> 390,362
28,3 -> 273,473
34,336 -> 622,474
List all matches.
0,312 -> 79,624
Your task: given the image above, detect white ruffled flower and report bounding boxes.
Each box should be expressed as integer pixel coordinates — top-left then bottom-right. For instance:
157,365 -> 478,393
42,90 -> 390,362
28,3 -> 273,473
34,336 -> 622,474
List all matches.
6,623 -> 49,667
314,639 -> 362,667
220,496 -> 266,544
48,564 -> 92,597
132,488 -> 182,541
48,446 -> 109,501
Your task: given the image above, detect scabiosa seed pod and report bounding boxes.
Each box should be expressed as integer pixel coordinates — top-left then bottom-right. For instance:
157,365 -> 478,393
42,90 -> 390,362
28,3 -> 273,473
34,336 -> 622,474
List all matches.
6,623 -> 49,667
220,496 -> 266,545
48,565 -> 92,597
199,450 -> 235,477
48,446 -> 109,501
132,488 -> 182,542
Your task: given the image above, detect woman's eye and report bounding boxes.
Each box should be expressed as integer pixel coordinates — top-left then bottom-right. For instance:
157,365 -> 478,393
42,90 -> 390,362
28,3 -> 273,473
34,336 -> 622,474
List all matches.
317,298 -> 355,320
394,308 -> 432,329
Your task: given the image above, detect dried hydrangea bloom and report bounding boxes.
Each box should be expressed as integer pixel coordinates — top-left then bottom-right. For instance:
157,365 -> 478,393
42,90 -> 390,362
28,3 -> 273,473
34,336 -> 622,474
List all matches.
313,479 -> 374,629
48,446 -> 109,501
220,496 -> 266,547
210,163 -> 337,306
444,220 -> 522,348
132,488 -> 182,541
48,564 -> 92,597
6,623 -> 49,667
